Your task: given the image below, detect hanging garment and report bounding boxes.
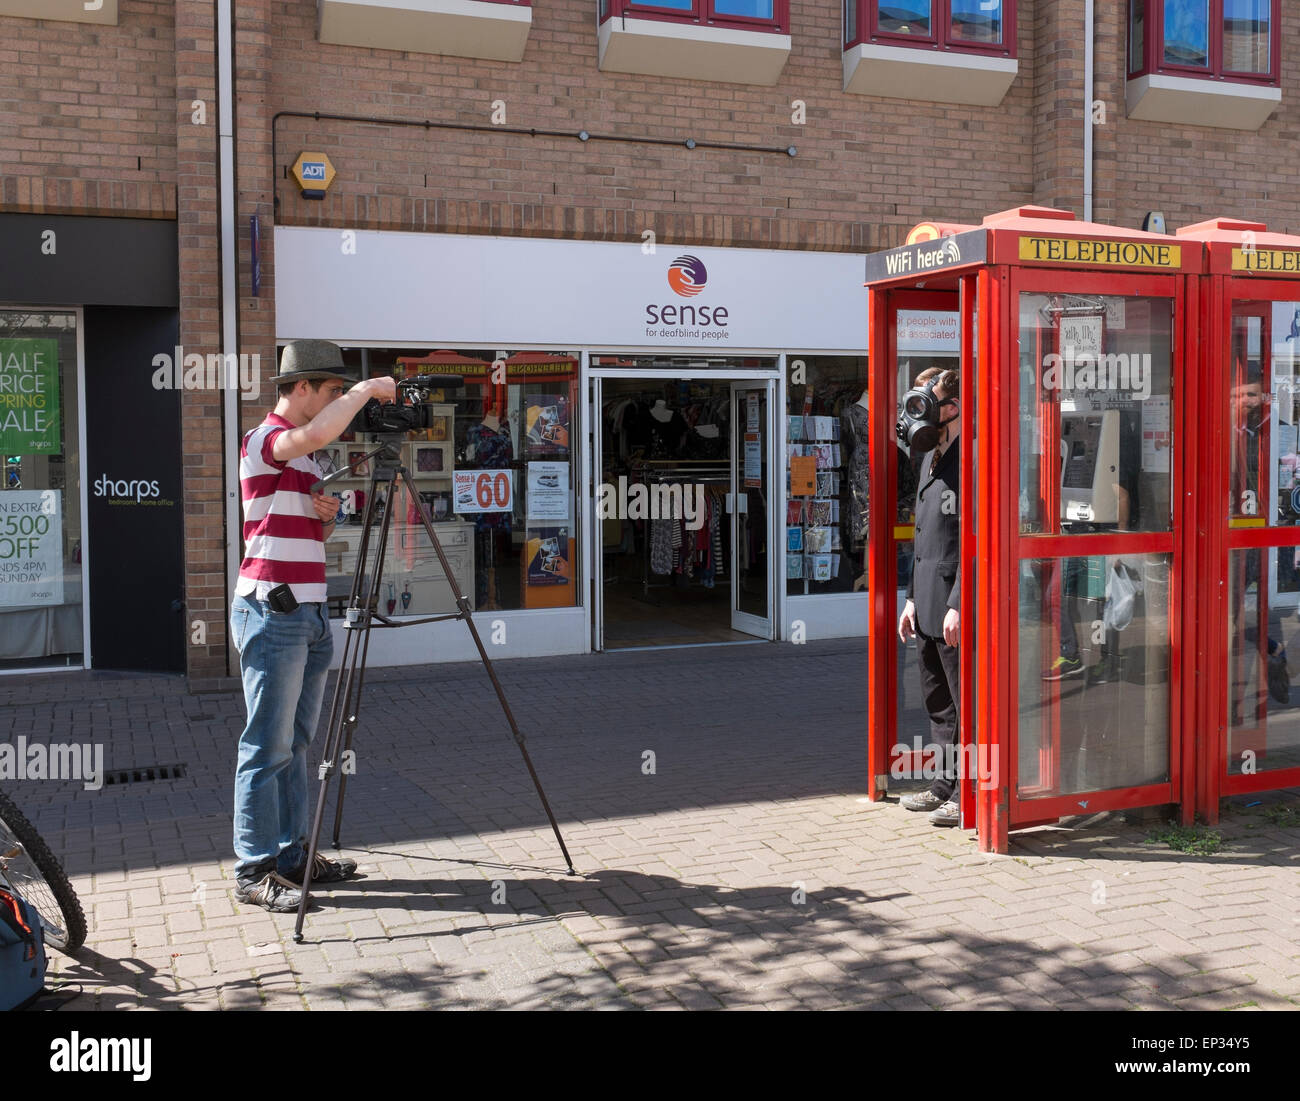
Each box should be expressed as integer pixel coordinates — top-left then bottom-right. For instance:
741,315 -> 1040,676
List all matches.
841,401 -> 870,548
650,515 -> 674,575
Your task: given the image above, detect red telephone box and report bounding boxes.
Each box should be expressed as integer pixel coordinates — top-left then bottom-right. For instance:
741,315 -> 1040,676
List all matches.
1177,218 -> 1300,820
865,205 -> 1204,853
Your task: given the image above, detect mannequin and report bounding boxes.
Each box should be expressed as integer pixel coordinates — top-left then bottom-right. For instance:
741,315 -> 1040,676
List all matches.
856,389 -> 868,410
648,399 -> 672,423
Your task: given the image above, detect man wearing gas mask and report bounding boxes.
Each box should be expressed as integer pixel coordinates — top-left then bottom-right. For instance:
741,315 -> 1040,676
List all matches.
895,367 -> 962,828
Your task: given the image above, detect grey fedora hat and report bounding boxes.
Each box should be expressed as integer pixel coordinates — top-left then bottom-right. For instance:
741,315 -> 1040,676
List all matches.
274,339 -> 359,385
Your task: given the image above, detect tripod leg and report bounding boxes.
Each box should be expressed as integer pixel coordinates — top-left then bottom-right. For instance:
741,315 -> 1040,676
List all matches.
332,472 -> 398,848
293,480 -> 387,942
397,471 -> 577,875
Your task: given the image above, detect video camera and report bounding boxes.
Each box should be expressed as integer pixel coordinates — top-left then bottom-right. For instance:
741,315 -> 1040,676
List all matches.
349,374 -> 465,435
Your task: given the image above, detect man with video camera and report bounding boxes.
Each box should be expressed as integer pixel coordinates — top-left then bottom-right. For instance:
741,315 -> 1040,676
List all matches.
229,340 -> 396,912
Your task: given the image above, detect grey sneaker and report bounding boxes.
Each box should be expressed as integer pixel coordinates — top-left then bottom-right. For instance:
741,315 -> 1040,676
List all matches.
900,790 -> 945,812
283,851 -> 357,886
929,800 -> 960,828
234,870 -> 304,913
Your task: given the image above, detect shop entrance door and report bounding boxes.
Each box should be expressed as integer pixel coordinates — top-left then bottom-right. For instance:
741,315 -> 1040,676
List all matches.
731,382 -> 774,639
588,362 -> 777,651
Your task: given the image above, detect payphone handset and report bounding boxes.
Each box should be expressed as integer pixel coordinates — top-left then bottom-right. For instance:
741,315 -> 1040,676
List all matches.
1060,410 -> 1120,524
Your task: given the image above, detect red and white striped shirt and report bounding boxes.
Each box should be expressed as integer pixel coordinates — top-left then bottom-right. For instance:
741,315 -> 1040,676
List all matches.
235,414 -> 327,603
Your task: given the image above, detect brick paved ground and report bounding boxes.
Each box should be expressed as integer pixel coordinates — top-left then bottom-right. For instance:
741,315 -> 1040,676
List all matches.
3,639 -> 1299,1010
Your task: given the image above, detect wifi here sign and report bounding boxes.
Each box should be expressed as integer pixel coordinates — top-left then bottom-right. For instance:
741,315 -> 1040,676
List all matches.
863,230 -> 988,284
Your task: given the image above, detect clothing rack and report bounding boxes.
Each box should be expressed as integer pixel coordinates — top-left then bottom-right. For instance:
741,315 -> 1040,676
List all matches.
633,464 -> 731,594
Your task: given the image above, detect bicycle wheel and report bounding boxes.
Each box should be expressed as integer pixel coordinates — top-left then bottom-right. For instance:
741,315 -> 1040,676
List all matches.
0,790 -> 86,953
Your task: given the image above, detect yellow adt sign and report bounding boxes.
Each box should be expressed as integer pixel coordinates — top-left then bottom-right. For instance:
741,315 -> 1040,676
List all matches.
292,151 -> 336,200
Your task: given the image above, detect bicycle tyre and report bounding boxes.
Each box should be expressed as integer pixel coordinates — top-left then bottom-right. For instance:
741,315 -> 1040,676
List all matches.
0,790 -> 87,953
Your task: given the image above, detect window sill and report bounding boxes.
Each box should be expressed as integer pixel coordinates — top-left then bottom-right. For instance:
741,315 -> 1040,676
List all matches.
843,43 -> 1016,105
318,0 -> 531,63
597,17 -> 791,86
1126,74 -> 1280,131
0,0 -> 117,24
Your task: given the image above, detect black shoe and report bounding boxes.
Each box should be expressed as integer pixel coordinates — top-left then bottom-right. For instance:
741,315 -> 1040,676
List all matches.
900,790 -> 945,812
1087,656 -> 1121,685
234,871 -> 304,913
283,851 -> 358,886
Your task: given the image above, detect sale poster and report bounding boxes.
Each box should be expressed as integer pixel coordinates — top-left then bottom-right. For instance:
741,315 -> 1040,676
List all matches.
453,468 -> 513,514
526,461 -> 569,521
0,490 -> 63,607
0,339 -> 60,454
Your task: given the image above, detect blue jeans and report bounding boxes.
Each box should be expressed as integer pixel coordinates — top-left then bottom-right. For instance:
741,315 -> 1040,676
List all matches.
229,595 -> 333,880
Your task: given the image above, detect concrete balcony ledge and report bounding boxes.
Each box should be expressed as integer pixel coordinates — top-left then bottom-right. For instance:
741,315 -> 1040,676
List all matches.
1126,74 -> 1280,131
597,16 -> 791,87
843,43 -> 1016,106
0,0 -> 117,24
318,0 -> 532,63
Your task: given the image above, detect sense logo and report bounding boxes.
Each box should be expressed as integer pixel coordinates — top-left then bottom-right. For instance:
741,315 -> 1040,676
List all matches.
667,255 -> 708,298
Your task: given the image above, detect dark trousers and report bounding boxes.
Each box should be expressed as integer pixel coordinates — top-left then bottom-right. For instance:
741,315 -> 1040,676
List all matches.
917,630 -> 961,801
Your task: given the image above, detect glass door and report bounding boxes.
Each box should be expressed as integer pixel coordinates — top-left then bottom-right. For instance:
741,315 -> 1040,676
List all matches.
731,382 -> 773,638
589,374 -> 603,651
1220,294 -> 1300,790
1011,271 -> 1183,820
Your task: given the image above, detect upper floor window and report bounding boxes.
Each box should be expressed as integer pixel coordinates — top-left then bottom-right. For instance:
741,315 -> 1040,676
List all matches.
845,1 -> 1015,55
1129,1 -> 1278,83
600,0 -> 789,33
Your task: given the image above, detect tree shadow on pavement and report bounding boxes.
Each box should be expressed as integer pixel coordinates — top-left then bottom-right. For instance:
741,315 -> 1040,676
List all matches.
290,867 -> 1294,1010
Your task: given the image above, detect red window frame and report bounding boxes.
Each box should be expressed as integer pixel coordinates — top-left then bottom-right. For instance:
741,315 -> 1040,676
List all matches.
845,1 -> 1015,56
600,0 -> 790,34
1128,0 -> 1279,85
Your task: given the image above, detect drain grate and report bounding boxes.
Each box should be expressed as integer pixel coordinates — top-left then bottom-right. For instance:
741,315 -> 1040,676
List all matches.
102,763 -> 188,786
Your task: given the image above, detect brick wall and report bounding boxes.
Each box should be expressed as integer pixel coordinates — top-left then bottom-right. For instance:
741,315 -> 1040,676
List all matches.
268,0 -> 1038,248
0,0 -> 175,217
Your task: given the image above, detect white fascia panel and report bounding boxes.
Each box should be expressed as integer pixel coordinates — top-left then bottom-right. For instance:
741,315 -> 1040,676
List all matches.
843,43 -> 1017,106
597,16 -> 791,87
1126,74 -> 1280,131
0,0 -> 117,24
318,0 -> 532,63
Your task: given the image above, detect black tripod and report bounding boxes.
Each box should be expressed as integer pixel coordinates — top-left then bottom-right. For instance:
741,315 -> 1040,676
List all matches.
293,430 -> 576,943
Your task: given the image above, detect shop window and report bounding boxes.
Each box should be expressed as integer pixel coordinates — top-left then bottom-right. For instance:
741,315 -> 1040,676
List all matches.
317,0 -> 532,64
842,1 -> 1017,105
598,0 -> 792,86
1126,1 -> 1280,130
0,311 -> 83,670
0,0 -> 117,24
786,356 -> 869,597
320,348 -> 579,619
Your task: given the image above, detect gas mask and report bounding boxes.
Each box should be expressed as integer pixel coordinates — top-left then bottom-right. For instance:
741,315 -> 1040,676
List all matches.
895,377 -> 957,453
